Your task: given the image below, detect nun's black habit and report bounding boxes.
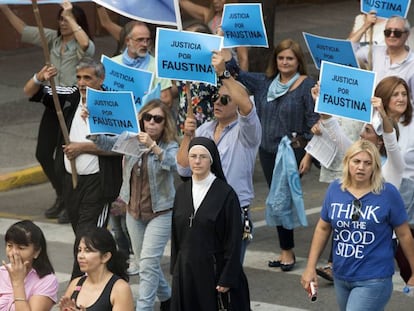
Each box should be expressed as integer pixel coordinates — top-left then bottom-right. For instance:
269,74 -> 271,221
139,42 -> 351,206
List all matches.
171,137 -> 250,311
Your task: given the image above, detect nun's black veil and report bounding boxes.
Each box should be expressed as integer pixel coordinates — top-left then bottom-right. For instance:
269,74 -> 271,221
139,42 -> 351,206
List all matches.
188,137 -> 227,182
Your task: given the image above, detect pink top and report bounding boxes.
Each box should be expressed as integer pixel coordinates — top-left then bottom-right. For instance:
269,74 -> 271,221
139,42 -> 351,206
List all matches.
0,265 -> 58,311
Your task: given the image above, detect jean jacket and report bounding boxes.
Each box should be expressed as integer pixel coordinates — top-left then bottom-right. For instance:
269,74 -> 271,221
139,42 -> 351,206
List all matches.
93,135 -> 178,213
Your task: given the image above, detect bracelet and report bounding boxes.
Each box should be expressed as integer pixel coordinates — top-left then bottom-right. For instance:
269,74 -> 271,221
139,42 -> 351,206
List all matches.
33,73 -> 43,85
149,141 -> 157,150
14,297 -> 26,302
73,26 -> 82,33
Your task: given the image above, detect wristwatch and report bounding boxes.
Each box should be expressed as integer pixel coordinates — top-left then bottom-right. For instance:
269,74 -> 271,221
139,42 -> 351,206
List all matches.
219,70 -> 231,79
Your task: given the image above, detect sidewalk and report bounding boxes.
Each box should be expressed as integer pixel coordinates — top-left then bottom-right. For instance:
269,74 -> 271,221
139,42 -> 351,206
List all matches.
0,1 -> 360,191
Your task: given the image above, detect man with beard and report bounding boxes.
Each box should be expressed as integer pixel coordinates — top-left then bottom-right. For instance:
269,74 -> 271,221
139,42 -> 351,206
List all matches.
112,21 -> 173,107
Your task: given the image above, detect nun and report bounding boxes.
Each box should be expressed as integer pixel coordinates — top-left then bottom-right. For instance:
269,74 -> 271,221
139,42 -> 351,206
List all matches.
171,137 -> 251,311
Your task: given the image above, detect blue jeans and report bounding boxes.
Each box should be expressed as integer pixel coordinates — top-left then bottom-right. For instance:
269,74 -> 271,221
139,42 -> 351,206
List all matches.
334,277 -> 393,311
126,212 -> 172,311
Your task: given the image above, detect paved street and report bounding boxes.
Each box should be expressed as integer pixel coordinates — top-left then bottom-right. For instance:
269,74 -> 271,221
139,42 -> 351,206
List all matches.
2,1 -> 414,309
1,167 -> 412,310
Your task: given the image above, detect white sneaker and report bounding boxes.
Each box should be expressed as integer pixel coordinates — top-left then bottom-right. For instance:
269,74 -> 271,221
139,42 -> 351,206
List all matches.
127,260 -> 139,275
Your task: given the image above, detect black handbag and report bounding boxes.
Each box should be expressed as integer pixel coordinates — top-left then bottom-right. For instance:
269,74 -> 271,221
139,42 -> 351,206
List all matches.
217,292 -> 231,311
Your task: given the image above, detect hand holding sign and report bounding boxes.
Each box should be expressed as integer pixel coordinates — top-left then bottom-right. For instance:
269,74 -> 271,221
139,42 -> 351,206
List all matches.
221,3 -> 268,48
315,61 -> 376,123
87,88 -> 139,135
211,50 -> 226,75
156,28 -> 222,85
361,0 -> 411,19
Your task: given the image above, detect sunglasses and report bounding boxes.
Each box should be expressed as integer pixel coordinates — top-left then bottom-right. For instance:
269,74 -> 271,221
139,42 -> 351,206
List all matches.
384,29 -> 407,38
351,199 -> 362,221
142,113 -> 165,124
212,93 -> 231,105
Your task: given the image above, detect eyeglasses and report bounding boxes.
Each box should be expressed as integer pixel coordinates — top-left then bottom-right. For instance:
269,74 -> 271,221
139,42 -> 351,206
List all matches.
384,29 -> 408,38
351,199 -> 362,221
212,93 -> 231,105
130,37 -> 152,44
142,113 -> 165,123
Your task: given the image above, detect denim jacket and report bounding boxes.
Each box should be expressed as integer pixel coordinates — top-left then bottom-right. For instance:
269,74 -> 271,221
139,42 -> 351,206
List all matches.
93,135 -> 178,213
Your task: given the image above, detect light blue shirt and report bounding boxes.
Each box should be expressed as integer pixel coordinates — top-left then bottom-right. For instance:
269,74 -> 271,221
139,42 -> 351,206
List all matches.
177,106 -> 261,207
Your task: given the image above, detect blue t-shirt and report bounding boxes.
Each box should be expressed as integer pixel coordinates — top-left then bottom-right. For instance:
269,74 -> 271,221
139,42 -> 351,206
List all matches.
321,180 -> 407,282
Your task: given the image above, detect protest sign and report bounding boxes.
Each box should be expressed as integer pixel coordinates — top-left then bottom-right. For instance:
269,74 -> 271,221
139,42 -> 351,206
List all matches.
303,32 -> 359,69
316,61 -> 376,123
87,88 -> 139,135
156,28 -> 222,85
101,55 -> 153,110
142,83 -> 161,107
361,0 -> 411,18
221,3 -> 268,48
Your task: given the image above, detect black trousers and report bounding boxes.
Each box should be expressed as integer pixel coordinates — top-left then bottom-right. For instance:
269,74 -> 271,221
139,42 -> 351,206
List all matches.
259,147 -> 306,250
36,108 -> 62,197
63,172 -> 110,279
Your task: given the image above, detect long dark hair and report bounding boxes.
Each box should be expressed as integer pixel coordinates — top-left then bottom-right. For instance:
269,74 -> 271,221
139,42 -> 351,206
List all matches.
5,220 -> 55,278
80,228 -> 129,281
57,4 -> 92,40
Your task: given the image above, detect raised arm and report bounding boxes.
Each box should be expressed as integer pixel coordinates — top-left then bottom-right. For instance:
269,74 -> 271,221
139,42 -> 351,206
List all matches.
96,6 -> 122,42
212,50 -> 252,116
60,0 -> 90,51
372,96 -> 404,188
179,0 -> 210,22
236,46 -> 249,71
24,65 -> 57,97
176,117 -> 196,168
348,12 -> 377,43
0,5 -> 26,34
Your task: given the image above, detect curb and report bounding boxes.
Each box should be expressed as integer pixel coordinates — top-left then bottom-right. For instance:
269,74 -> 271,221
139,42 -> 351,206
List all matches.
0,165 -> 48,192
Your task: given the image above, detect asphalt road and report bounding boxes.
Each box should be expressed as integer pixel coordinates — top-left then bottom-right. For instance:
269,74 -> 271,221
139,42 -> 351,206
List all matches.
1,166 -> 412,310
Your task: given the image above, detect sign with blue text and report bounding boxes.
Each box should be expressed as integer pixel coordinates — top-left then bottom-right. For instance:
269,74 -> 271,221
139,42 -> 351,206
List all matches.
303,32 -> 359,70
87,88 -> 139,135
101,55 -> 153,110
316,61 -> 376,123
156,28 -> 222,85
221,3 -> 268,48
361,0 -> 411,18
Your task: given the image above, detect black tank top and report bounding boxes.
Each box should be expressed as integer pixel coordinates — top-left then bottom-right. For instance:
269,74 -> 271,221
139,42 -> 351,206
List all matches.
70,274 -> 121,311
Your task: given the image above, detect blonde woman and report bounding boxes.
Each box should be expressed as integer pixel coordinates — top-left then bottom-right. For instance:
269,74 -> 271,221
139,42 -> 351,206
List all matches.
302,140 -> 414,311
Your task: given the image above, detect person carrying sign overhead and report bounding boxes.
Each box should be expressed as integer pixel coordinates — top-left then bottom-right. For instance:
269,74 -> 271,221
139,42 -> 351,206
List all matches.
23,57 -> 123,281
176,50 -> 261,263
351,16 -> 414,96
1,0 -> 95,223
348,1 -> 387,47
174,21 -> 219,136
179,0 -> 249,71
112,21 -> 173,107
